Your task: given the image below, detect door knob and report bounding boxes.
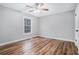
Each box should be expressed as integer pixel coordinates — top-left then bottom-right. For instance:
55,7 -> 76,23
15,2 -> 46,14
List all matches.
76,30 -> 78,32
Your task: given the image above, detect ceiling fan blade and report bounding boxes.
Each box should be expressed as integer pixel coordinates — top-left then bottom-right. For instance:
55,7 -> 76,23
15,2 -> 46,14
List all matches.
26,5 -> 34,8
28,9 -> 35,12
40,8 -> 48,11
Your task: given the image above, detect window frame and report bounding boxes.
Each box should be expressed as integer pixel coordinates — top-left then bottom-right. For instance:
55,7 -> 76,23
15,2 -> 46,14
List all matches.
23,17 -> 31,34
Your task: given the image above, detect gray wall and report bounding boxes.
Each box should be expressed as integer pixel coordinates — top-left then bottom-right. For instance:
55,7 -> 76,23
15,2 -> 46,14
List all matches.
0,6 -> 38,44
39,11 -> 75,41
0,5 -> 75,44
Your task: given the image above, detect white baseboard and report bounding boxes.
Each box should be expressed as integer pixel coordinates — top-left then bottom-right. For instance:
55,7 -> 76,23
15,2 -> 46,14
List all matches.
0,35 -> 37,46
39,35 -> 74,42
0,35 -> 74,46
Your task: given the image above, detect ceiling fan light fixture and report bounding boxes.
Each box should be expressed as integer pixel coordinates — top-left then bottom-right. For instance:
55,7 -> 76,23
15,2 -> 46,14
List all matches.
33,10 -> 40,13
25,3 -> 48,14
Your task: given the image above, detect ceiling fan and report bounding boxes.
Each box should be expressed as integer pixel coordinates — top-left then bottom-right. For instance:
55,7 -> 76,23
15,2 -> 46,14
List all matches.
25,3 -> 48,13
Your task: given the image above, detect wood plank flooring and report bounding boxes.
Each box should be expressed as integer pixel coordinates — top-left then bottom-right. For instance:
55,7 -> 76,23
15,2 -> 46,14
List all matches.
0,36 -> 78,55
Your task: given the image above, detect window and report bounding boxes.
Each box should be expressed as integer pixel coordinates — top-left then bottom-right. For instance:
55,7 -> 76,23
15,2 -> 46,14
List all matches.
24,18 -> 31,33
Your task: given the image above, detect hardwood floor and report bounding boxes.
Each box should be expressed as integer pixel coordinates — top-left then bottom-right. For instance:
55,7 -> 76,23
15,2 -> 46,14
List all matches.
0,36 -> 78,55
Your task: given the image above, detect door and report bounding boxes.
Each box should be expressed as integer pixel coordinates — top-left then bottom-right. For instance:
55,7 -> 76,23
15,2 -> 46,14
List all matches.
75,4 -> 79,49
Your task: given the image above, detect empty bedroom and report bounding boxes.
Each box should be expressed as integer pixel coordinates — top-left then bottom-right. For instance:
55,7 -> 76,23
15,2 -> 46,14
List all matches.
0,3 -> 79,55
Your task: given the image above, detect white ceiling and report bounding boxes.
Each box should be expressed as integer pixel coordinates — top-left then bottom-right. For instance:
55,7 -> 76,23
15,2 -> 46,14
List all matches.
0,3 -> 76,17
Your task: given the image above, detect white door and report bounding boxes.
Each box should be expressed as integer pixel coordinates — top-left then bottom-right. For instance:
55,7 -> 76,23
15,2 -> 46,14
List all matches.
75,4 -> 79,49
